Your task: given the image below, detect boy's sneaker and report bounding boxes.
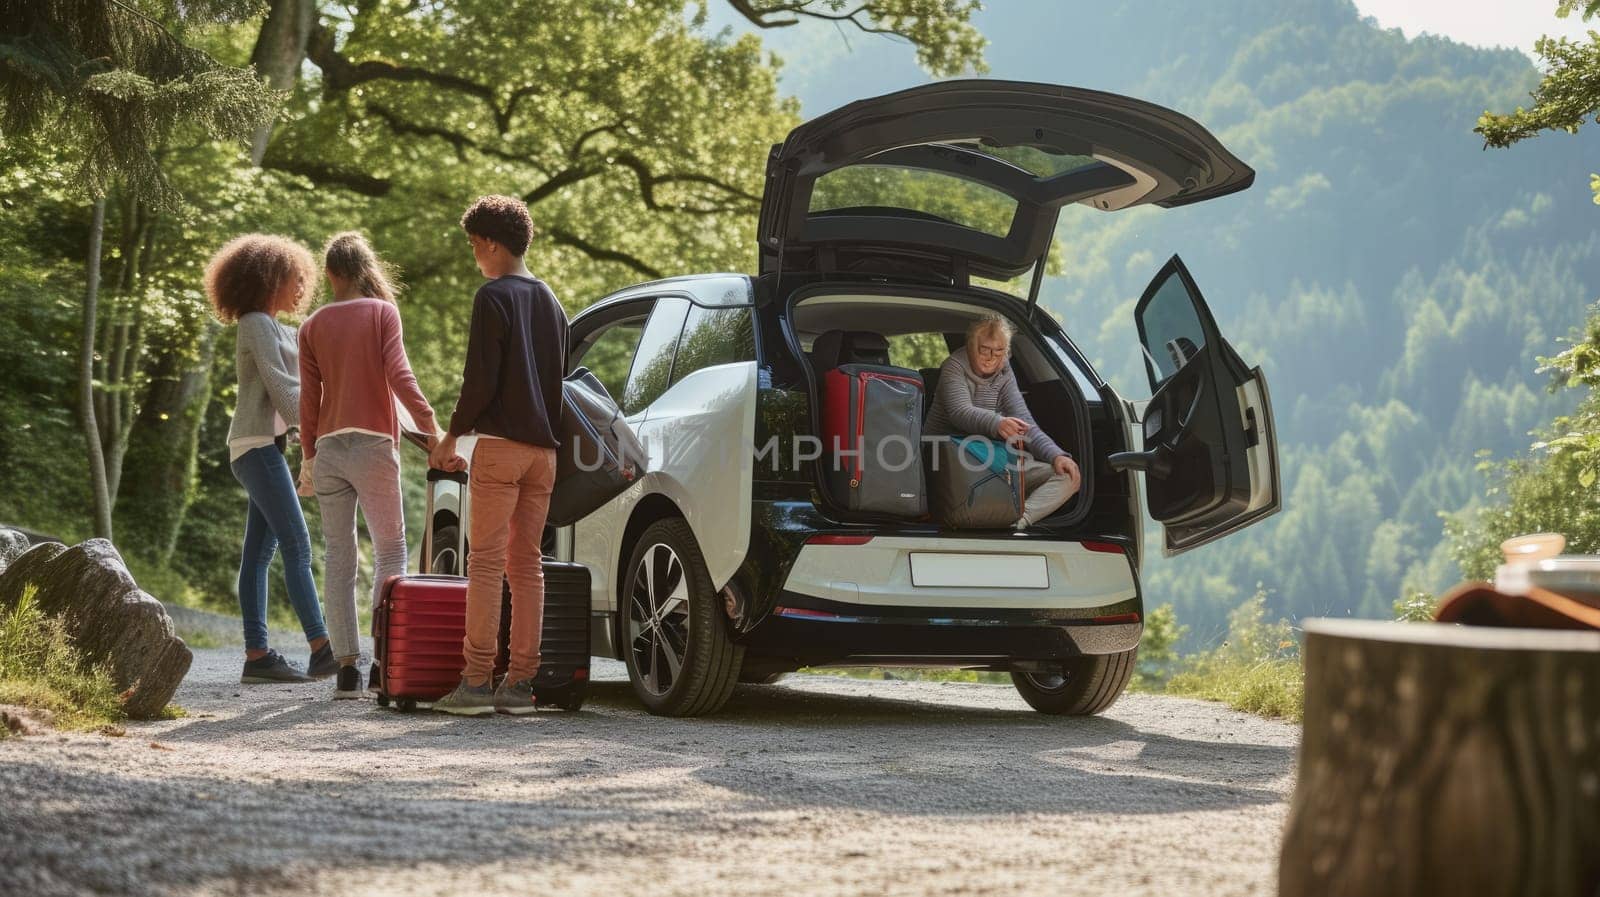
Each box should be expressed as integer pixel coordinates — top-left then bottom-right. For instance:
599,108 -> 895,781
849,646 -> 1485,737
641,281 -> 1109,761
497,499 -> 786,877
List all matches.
307,643 -> 339,679
433,678 -> 496,716
241,649 -> 314,684
494,678 -> 538,716
332,665 -> 363,700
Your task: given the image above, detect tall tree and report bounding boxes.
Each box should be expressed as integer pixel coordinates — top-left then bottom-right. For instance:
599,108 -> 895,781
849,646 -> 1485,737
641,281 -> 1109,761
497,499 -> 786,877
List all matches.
0,0 -> 279,539
248,1 -> 983,314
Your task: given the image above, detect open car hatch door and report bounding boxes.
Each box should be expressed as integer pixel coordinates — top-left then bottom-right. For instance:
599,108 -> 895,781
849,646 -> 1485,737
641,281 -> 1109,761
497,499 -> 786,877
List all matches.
1109,255 -> 1281,556
758,80 -> 1254,294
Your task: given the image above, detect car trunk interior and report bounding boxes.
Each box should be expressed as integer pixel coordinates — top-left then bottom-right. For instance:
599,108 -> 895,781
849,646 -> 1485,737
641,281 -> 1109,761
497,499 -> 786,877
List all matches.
786,289 -> 1096,530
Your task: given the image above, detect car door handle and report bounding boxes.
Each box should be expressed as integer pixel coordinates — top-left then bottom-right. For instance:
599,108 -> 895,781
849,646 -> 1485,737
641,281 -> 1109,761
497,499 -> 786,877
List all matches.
1108,447 -> 1173,478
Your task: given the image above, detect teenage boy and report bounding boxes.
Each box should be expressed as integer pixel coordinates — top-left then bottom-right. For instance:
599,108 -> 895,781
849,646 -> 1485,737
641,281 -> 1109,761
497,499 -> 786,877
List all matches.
431,195 -> 569,716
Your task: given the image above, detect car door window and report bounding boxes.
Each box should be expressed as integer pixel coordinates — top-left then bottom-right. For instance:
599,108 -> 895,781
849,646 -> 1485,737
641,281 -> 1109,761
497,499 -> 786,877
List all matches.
571,313 -> 648,403
622,297 -> 691,415
1136,269 -> 1209,392
669,304 -> 755,387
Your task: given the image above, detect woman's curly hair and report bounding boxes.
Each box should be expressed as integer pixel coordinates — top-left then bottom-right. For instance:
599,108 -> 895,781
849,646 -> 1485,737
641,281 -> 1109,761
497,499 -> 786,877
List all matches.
203,234 -> 319,323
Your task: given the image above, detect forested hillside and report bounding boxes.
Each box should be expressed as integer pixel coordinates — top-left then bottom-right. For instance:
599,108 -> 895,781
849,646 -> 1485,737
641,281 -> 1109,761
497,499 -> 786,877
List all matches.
728,0 -> 1600,640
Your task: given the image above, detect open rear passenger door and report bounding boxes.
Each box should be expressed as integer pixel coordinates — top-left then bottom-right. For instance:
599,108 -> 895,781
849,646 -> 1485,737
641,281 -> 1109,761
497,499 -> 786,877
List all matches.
1109,256 -> 1280,556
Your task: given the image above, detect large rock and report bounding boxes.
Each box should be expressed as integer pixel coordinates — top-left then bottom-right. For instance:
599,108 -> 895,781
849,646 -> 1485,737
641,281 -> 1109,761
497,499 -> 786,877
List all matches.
0,527 -> 29,576
0,539 -> 191,719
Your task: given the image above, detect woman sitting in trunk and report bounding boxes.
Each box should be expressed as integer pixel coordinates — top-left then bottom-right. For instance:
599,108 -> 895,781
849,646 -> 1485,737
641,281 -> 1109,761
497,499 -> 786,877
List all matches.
924,315 -> 1082,529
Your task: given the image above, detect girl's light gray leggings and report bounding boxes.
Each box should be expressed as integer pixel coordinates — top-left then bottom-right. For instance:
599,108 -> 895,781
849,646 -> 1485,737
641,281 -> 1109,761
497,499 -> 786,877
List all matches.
313,432 -> 407,662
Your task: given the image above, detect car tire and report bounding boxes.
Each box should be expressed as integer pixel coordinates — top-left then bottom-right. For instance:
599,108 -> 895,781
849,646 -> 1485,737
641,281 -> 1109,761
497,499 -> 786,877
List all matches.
621,518 -> 744,716
1010,649 -> 1136,715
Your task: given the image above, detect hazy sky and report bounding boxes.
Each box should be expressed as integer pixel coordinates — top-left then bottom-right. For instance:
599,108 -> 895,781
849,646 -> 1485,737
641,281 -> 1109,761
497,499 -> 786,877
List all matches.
1353,1 -> 1591,55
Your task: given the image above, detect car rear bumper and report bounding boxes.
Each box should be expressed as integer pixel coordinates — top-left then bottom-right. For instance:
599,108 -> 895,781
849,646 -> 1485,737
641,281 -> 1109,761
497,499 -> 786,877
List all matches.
740,591 -> 1143,666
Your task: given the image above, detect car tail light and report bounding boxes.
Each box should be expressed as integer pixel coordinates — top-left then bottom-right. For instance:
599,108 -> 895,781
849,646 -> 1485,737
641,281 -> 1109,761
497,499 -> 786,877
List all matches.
1081,540 -> 1125,554
774,606 -> 841,619
1092,612 -> 1142,625
806,534 -> 874,546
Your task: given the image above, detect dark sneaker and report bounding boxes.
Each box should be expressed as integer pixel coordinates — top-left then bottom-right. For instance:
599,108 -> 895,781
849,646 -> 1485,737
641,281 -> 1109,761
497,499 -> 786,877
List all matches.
433,678 -> 495,716
365,663 -> 382,697
307,643 -> 339,679
241,649 -> 314,684
494,678 -> 537,716
332,665 -> 363,700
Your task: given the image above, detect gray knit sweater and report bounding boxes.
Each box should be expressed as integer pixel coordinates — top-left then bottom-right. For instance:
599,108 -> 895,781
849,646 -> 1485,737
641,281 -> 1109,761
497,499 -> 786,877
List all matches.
226,311 -> 301,446
923,350 -> 1067,462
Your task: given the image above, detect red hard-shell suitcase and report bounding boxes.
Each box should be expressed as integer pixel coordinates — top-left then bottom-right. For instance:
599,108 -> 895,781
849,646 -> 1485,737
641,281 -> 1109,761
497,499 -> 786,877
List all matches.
372,574 -> 469,711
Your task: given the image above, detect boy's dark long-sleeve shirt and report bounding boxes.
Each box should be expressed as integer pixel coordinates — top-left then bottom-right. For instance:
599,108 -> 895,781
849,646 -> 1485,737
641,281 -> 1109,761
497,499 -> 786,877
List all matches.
447,274 -> 569,447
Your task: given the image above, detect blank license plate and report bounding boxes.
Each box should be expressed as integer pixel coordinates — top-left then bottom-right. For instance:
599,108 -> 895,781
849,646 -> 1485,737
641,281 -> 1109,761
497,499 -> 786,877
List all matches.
909,553 -> 1049,589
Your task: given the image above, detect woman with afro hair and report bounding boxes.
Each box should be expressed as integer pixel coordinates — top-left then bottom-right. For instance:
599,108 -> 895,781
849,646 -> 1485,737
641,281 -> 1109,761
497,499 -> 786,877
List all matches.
204,234 -> 334,685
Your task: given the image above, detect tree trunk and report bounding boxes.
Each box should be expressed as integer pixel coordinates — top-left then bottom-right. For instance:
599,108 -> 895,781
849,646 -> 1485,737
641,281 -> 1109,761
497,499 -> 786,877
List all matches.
114,321 -> 219,565
79,197 -> 113,541
248,0 -> 316,164
1280,618 -> 1600,897
103,203 -> 153,504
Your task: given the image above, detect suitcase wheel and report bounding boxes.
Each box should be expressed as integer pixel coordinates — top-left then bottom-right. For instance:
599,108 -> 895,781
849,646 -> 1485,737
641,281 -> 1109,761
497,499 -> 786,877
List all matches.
397,698 -> 418,713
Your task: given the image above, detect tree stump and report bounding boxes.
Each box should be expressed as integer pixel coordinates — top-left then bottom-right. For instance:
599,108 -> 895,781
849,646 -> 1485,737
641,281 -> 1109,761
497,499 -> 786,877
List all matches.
1281,619 -> 1600,897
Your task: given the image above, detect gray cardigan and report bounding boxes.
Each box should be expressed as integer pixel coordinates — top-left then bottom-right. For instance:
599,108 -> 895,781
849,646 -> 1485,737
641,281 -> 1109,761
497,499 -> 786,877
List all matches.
226,311 -> 301,445
923,350 -> 1067,463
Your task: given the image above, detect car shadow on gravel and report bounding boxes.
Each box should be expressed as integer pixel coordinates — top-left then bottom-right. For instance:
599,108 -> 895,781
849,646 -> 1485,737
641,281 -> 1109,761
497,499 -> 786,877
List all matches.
148,678 -> 1291,819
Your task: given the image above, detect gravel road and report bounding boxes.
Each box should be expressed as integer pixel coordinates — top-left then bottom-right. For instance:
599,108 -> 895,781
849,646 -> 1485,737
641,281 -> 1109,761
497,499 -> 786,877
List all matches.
1,648 -> 1298,897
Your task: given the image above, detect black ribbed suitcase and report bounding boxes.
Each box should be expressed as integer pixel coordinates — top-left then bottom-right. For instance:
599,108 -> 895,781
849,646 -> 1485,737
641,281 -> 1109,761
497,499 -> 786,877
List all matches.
496,560 -> 590,711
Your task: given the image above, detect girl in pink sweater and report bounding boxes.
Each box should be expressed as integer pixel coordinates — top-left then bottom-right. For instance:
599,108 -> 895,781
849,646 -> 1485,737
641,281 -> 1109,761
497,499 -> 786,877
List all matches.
298,232 -> 443,698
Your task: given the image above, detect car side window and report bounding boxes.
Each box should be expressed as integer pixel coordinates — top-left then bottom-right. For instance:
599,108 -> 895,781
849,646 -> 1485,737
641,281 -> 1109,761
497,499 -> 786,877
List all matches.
571,312 -> 649,403
622,297 -> 691,415
1137,269 -> 1208,390
669,304 -> 755,387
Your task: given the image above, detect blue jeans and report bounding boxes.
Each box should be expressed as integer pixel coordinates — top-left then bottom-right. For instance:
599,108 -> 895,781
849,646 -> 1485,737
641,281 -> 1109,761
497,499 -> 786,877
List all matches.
230,445 -> 328,650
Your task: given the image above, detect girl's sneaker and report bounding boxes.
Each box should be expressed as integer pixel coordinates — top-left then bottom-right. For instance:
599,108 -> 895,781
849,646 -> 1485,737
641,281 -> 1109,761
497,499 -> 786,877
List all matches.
240,649 -> 314,684
332,665 -> 363,700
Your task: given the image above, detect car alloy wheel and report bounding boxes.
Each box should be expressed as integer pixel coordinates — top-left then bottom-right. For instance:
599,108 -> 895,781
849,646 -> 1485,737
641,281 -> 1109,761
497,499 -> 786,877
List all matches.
628,542 -> 691,696
620,518 -> 745,716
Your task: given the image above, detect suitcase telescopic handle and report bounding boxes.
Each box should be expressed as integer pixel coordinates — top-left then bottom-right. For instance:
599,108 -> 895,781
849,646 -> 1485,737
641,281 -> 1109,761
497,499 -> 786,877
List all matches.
427,467 -> 469,484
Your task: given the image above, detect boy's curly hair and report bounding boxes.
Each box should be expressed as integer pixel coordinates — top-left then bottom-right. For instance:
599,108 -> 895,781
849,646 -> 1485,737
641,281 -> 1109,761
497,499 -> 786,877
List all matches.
203,234 -> 318,323
460,195 -> 534,256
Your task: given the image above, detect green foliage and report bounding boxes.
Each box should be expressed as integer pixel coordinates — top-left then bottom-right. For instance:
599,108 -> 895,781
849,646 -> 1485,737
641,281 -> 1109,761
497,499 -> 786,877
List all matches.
0,585 -> 125,733
1445,303 -> 1600,581
1477,1 -> 1600,156
1130,602 -> 1187,691
1164,589 -> 1304,722
719,0 -> 986,76
0,0 -> 279,204
805,666 -> 1008,684
885,331 -> 950,371
1393,590 -> 1438,622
